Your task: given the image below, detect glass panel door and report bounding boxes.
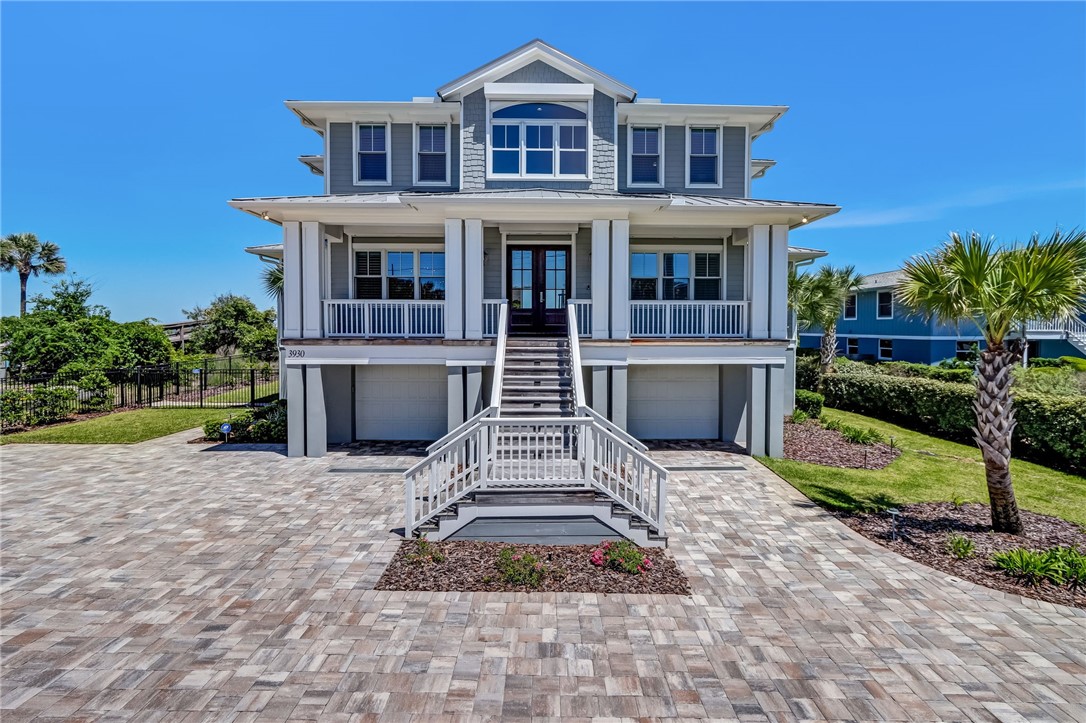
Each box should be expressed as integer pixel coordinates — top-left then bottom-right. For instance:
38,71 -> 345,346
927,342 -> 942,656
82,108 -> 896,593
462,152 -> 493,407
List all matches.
506,246 -> 570,334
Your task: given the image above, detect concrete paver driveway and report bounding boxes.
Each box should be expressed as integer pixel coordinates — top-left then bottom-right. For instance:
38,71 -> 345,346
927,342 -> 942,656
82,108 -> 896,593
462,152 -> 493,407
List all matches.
2,432 -> 1084,722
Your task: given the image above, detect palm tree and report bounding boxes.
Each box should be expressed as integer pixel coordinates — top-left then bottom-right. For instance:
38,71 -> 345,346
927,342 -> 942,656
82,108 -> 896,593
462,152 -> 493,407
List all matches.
0,233 -> 67,315
898,229 -> 1086,534
789,265 -> 865,377
261,260 -> 284,300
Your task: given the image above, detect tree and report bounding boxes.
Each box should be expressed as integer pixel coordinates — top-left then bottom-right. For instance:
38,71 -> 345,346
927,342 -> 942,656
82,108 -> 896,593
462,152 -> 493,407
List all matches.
789,265 -> 865,377
187,294 -> 277,358
898,229 -> 1086,534
1,233 -> 68,316
261,260 -> 283,301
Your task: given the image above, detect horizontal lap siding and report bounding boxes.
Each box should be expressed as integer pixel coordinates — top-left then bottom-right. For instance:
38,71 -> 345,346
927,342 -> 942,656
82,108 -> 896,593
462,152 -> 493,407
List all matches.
726,238 -> 745,300
329,122 -> 459,194
575,228 -> 590,299
329,241 -> 351,299
483,227 -> 502,299
660,125 -> 747,196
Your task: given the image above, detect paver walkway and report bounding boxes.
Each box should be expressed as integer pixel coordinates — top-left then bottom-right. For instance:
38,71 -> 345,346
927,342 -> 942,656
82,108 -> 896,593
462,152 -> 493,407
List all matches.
1,432 -> 1084,722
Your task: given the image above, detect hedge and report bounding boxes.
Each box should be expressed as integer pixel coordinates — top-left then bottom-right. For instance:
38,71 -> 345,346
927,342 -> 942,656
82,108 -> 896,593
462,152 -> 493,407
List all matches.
819,373 -> 1086,474
879,361 -> 975,384
794,389 -> 824,418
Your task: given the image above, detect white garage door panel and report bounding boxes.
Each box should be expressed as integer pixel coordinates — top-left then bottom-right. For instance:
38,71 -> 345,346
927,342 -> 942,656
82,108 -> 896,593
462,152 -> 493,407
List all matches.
356,366 -> 447,440
628,365 -> 718,439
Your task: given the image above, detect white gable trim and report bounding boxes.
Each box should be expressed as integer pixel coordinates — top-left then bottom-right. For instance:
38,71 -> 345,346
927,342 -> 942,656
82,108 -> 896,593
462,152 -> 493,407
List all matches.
437,40 -> 635,101
483,82 -> 595,101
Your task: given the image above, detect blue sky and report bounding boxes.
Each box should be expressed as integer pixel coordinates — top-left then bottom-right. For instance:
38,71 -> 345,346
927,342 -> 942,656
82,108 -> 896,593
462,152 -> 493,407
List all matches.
2,1 -> 1084,322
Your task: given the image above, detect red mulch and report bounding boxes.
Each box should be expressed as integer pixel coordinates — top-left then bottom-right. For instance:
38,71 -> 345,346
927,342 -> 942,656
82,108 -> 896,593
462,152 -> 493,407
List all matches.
784,419 -> 901,469
376,540 -> 691,595
837,502 -> 1086,608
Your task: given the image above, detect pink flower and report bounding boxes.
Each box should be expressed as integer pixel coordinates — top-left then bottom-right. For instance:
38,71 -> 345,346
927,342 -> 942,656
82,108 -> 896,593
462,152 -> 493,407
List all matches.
641,558 -> 653,569
512,554 -> 522,561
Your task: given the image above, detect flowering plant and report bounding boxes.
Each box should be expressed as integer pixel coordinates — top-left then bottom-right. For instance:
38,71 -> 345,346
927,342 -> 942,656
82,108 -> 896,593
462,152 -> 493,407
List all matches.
497,547 -> 546,587
589,539 -> 653,575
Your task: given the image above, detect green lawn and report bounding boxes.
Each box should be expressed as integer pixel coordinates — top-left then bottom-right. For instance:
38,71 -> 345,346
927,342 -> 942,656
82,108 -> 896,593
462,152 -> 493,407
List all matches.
760,408 -> 1086,526
205,381 -> 279,404
0,408 -> 229,445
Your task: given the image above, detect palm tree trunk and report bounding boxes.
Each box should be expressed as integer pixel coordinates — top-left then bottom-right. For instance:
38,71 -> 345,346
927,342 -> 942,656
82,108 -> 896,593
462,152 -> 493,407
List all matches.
819,323 -> 837,376
973,345 -> 1023,535
19,274 -> 28,316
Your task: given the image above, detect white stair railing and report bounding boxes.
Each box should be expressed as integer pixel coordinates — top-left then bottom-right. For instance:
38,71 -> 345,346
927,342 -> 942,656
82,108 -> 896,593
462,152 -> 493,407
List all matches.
491,302 -> 510,409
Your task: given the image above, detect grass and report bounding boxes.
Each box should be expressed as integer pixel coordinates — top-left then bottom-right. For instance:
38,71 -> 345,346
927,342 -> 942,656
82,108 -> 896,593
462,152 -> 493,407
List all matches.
760,408 -> 1086,526
205,381 -> 279,404
0,408 -> 229,445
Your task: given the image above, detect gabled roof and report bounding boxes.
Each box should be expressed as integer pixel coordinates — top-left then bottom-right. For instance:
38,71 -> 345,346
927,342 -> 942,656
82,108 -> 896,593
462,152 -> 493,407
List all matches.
858,270 -> 905,290
436,39 -> 636,101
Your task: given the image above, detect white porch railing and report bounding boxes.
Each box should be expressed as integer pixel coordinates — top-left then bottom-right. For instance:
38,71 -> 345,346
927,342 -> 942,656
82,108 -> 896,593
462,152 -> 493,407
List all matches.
324,300 -> 443,337
482,299 -> 504,338
629,301 -> 747,338
572,299 -> 592,337
1026,316 -> 1086,336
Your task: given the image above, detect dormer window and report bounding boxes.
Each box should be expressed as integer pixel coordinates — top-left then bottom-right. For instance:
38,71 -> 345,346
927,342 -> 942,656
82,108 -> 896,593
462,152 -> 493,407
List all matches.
488,102 -> 589,179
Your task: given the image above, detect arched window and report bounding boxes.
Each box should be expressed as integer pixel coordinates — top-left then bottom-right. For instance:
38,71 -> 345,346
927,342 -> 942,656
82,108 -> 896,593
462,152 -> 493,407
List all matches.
490,101 -> 589,178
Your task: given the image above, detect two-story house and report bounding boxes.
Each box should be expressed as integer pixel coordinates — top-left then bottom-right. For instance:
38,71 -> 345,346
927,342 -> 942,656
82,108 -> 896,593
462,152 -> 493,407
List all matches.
231,41 -> 838,544
799,269 -> 1086,364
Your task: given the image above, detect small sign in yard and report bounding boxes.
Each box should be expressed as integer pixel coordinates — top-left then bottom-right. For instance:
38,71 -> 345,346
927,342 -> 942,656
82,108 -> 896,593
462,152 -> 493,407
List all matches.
219,422 -> 232,442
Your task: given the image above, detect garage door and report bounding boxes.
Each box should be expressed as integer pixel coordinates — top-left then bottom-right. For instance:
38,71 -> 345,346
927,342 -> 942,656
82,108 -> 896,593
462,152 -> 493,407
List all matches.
628,365 -> 719,439
356,365 -> 447,440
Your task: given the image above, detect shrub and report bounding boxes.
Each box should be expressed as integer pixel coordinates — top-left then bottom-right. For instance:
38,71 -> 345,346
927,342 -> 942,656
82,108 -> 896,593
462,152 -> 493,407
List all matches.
204,400 -> 287,443
1060,355 -> 1086,372
77,371 -> 113,412
795,355 -> 820,391
590,539 -> 653,575
946,534 -> 975,559
794,389 -> 824,418
1051,547 -> 1086,590
818,373 -> 1086,473
878,360 -> 974,384
991,549 -> 1058,586
789,408 -> 809,424
1012,366 -> 1084,397
822,417 -> 843,432
0,387 -> 32,429
497,547 -> 546,587
839,424 -> 884,445
406,535 -> 445,564
27,386 -> 77,426
1027,357 -> 1065,368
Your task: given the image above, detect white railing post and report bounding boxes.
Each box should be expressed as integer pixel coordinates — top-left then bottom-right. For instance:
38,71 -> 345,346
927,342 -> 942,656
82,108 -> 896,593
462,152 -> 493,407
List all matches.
583,423 -> 595,485
405,476 -> 416,537
478,424 -> 488,489
655,473 -> 667,535
362,301 -> 370,337
402,303 -> 409,338
491,302 -> 509,409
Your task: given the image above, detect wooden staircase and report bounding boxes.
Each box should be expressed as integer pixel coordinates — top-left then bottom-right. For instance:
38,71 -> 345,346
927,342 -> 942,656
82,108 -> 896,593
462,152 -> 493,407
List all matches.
499,337 -> 575,417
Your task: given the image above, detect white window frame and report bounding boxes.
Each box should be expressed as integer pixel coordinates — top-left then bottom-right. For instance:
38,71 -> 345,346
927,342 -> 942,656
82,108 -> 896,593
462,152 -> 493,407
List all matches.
351,244 -> 446,300
626,124 -> 664,188
412,123 -> 451,186
843,293 -> 857,320
846,338 -> 859,356
876,290 -> 894,319
353,122 -> 392,187
628,244 -> 727,301
685,125 -> 723,189
878,338 -> 893,360
485,99 -> 593,181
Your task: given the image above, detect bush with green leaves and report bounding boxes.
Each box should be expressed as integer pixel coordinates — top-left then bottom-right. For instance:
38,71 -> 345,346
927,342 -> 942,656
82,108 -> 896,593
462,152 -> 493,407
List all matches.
497,547 -> 546,587
991,548 -> 1060,586
76,371 -> 113,412
789,408 -> 809,424
795,356 -> 820,391
879,361 -> 974,384
1027,357 -> 1065,368
1011,365 -> 1085,397
3,385 -> 79,427
0,387 -> 32,429
589,539 -> 653,575
204,400 -> 287,443
946,534 -> 975,560
1059,355 -> 1086,372
794,389 -> 823,418
838,424 -> 884,445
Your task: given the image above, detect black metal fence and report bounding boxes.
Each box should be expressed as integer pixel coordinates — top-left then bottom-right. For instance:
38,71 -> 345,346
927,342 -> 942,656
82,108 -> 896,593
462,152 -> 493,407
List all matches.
0,365 -> 279,430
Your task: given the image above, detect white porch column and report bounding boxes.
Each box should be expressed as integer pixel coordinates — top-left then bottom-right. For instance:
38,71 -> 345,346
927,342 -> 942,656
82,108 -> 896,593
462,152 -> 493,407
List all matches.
610,219 -> 630,340
784,346 -> 797,414
304,365 -> 327,457
591,220 -> 610,339
746,364 -> 767,456
447,367 -> 465,429
610,364 -> 628,430
769,224 -> 789,340
464,219 -> 484,339
591,366 -> 609,416
444,219 -> 464,339
766,363 -> 785,457
301,221 -> 322,338
749,225 -> 770,339
285,365 -> 305,457
282,222 -> 302,339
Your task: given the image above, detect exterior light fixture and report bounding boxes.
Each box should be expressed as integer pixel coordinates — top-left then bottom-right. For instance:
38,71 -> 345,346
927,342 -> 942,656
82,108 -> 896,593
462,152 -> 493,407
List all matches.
261,211 -> 270,220
801,216 -> 809,224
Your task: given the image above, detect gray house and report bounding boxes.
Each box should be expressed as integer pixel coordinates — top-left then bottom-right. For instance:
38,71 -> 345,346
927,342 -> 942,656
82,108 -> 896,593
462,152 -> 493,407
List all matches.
232,41 -> 837,544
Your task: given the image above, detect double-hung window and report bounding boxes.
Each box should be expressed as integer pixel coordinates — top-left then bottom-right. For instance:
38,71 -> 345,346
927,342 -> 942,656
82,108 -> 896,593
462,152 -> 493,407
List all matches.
688,127 -> 719,186
847,338 -> 859,356
415,125 -> 448,185
693,253 -> 722,300
354,250 -> 446,300
844,293 -> 857,320
356,124 -> 389,184
630,253 -> 658,300
489,102 -> 589,178
877,291 -> 893,319
629,126 -> 662,186
630,251 -> 723,300
662,253 -> 690,300
878,339 -> 893,360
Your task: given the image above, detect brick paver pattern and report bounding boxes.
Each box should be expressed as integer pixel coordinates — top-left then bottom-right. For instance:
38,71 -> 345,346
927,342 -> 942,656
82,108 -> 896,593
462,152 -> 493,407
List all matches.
2,431 -> 1085,721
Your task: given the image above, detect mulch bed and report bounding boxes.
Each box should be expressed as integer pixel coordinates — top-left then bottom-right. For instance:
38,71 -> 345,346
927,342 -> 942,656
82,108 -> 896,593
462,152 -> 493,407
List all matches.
376,540 -> 691,595
837,502 -> 1086,608
784,419 -> 901,469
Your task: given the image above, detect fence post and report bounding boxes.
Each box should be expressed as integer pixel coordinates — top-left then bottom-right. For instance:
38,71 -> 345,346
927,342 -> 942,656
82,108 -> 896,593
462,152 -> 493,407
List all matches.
250,369 -> 256,407
199,370 -> 205,408
120,376 -> 126,407
136,367 -> 143,407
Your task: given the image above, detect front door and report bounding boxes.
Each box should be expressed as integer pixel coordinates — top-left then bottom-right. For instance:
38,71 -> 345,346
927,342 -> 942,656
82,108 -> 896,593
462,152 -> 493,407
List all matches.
507,246 -> 570,334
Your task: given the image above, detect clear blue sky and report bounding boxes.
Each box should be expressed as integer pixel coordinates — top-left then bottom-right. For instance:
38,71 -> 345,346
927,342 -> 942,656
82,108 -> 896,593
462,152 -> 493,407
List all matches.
3,2 -> 1084,322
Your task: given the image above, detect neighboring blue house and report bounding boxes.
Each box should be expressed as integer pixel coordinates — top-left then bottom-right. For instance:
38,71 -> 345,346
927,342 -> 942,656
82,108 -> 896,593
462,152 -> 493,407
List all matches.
798,269 -> 1086,364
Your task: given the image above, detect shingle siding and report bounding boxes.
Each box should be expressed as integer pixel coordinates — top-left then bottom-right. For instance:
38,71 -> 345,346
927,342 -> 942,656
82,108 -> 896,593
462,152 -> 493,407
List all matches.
329,122 -> 459,194
460,61 -> 615,191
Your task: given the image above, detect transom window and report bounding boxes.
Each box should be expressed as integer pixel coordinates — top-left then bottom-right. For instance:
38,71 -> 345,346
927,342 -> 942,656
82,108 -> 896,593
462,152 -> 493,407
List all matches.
415,125 -> 448,185
629,126 -> 661,186
356,124 -> 389,184
877,291 -> 893,319
354,250 -> 445,300
844,293 -> 857,320
489,102 -> 588,178
630,251 -> 723,301
688,127 -> 719,186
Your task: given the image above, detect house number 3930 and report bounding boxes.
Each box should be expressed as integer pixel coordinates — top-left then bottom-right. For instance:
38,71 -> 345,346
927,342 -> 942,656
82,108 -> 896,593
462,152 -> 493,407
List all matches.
288,349 -> 306,358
